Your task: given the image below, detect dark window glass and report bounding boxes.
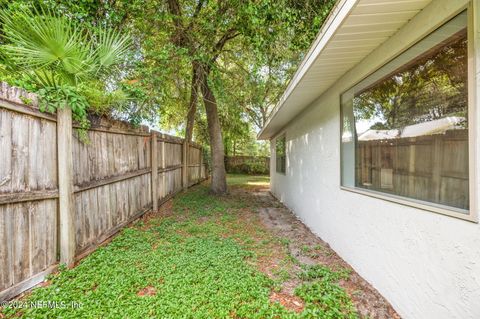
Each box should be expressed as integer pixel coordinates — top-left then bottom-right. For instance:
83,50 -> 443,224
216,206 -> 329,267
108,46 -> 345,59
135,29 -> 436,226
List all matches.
276,135 -> 286,174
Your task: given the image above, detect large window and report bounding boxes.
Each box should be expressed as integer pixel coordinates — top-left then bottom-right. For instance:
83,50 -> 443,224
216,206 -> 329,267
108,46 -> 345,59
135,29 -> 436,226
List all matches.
341,11 -> 470,214
276,135 -> 286,174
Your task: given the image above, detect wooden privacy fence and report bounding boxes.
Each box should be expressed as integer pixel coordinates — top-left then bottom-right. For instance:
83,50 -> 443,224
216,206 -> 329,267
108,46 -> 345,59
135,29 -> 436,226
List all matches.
0,84 -> 208,301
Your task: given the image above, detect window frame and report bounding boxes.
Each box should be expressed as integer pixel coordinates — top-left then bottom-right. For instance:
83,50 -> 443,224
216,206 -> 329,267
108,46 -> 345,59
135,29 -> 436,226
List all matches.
275,134 -> 286,175
339,3 -> 478,222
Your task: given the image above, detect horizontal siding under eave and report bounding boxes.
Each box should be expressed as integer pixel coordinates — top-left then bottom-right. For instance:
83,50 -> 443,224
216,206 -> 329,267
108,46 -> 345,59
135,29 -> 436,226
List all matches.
345,10 -> 422,26
354,1 -> 431,15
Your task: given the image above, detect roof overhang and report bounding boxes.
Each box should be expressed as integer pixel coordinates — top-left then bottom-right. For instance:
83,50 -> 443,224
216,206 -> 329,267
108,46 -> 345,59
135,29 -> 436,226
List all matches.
258,0 -> 432,140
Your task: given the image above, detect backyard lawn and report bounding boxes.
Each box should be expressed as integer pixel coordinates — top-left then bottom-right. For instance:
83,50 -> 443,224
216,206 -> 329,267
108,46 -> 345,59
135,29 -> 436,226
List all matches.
1,175 -> 397,319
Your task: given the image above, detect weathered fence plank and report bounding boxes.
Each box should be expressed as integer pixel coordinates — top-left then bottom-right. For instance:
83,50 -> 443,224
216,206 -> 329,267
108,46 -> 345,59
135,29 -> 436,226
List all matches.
152,132 -> 158,212
57,107 -> 76,267
0,110 -> 12,194
182,141 -> 188,190
0,83 -> 208,301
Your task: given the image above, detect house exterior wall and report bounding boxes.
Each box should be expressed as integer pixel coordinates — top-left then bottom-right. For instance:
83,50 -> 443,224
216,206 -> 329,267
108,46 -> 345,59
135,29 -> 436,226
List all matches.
270,0 -> 480,318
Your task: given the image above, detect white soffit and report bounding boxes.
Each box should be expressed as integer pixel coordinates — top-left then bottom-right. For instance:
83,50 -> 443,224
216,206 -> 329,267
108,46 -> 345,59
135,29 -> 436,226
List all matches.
258,0 -> 432,140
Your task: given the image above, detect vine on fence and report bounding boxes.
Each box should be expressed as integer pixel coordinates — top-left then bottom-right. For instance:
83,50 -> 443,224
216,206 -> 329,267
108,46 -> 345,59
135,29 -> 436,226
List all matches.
38,86 -> 90,142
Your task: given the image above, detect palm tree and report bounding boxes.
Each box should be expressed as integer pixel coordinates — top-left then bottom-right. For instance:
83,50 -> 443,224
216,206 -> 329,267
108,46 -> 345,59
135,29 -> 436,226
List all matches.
0,6 -> 131,135
0,7 -> 131,88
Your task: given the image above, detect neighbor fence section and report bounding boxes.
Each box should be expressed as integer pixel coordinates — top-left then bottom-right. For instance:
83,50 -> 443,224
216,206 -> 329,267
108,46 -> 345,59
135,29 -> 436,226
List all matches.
0,84 -> 208,301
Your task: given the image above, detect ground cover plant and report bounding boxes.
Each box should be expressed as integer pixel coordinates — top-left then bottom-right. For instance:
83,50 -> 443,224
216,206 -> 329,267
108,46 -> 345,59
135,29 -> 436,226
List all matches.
1,175 -> 360,319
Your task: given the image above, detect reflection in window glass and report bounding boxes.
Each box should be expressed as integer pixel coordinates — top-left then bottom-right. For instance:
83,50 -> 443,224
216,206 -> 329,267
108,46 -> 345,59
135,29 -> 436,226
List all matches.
276,135 -> 286,174
341,12 -> 469,211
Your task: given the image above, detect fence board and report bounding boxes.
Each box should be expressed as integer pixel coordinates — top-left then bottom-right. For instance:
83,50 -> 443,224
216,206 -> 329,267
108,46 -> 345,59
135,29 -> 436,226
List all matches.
0,110 -> 12,194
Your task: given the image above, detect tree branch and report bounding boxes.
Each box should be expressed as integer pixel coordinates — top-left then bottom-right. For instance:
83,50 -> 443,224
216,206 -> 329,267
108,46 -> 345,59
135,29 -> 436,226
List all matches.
211,28 -> 240,63
166,0 -> 182,16
185,0 -> 206,33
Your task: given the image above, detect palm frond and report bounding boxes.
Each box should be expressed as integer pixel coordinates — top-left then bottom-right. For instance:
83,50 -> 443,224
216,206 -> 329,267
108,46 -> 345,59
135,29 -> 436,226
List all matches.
0,7 -> 97,86
34,69 -> 57,88
0,6 -> 131,90
94,26 -> 132,71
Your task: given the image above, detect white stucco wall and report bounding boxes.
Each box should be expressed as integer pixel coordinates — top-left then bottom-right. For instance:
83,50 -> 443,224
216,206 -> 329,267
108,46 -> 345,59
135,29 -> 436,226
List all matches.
270,1 -> 480,318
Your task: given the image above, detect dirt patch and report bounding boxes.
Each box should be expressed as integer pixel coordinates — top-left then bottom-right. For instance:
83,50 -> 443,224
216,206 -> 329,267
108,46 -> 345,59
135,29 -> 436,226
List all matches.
38,280 -> 51,288
137,286 -> 157,297
270,291 -> 304,313
141,199 -> 174,225
229,183 -> 401,319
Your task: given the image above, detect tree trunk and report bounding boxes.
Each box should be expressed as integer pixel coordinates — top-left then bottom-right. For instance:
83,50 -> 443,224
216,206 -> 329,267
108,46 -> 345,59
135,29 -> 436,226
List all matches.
185,62 -> 199,142
199,67 -> 227,194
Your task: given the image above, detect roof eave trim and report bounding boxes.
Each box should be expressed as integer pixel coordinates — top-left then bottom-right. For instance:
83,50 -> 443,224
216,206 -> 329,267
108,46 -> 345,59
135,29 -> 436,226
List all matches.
257,0 -> 359,140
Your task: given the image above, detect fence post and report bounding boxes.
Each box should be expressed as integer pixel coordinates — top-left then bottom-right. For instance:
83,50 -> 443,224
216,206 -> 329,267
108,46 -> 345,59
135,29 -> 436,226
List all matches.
199,148 -> 203,180
182,141 -> 188,190
161,135 -> 166,196
57,107 -> 76,267
151,132 -> 158,212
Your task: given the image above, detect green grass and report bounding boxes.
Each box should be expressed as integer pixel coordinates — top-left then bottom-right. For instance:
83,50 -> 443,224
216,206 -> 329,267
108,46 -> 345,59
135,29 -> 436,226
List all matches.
226,174 -> 270,187
1,174 -> 358,319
